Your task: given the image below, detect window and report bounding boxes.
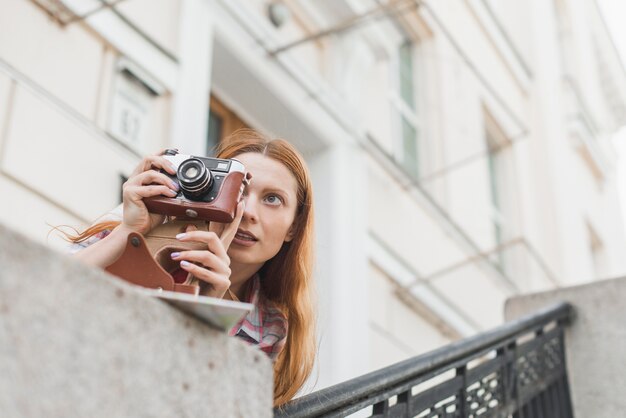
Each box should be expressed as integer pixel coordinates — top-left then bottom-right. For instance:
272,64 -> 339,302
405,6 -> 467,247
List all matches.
484,113 -> 516,273
398,41 -> 416,109
486,133 -> 505,269
206,95 -> 249,156
207,108 -> 223,156
391,40 -> 421,179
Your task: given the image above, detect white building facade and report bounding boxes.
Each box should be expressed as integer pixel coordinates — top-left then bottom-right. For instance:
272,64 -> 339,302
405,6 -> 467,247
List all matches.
2,0 -> 626,392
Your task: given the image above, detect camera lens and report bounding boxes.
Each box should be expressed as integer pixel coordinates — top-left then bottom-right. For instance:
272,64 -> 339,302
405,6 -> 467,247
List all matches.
177,158 -> 213,199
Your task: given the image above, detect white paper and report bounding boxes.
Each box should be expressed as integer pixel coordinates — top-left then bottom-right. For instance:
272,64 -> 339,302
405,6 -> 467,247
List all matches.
134,287 -> 253,331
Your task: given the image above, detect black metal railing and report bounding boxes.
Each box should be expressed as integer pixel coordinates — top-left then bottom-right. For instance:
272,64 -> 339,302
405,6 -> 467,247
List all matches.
276,302 -> 574,418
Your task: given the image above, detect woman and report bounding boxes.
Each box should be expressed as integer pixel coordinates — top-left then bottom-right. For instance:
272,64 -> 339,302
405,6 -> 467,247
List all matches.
70,129 -> 316,406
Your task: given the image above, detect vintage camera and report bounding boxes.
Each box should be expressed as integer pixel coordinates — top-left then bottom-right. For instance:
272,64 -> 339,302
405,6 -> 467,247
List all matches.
144,149 -> 251,223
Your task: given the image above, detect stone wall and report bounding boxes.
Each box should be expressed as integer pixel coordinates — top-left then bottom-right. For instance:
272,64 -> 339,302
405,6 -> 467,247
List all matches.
0,223 -> 272,417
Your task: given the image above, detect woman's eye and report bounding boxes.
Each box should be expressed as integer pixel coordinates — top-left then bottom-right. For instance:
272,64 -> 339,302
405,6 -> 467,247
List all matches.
264,194 -> 283,205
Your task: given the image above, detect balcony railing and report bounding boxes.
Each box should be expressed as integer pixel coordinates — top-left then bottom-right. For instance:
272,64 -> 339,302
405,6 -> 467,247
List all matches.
276,302 -> 574,418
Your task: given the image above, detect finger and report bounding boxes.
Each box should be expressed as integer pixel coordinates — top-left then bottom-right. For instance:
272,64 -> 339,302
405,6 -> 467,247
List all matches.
179,261 -> 230,292
131,155 -> 156,176
172,250 -> 230,272
152,155 -> 178,176
176,230 -> 228,260
208,221 -> 225,240
125,185 -> 177,200
220,200 -> 245,250
131,155 -> 177,177
127,170 -> 179,190
152,156 -> 177,176
208,200 -> 245,238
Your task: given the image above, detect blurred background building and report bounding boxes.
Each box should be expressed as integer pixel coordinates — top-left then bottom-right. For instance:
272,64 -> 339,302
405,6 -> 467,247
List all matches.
1,0 -> 626,393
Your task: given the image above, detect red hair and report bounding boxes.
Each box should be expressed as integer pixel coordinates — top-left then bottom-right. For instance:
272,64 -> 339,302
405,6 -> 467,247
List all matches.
216,129 -> 316,406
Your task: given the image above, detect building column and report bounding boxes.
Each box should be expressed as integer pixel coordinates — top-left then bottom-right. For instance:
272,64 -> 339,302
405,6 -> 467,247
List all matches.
308,140 -> 370,390
169,0 -> 214,155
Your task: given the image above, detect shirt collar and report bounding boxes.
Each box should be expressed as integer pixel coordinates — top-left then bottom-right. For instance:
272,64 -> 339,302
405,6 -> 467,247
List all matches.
229,274 -> 263,343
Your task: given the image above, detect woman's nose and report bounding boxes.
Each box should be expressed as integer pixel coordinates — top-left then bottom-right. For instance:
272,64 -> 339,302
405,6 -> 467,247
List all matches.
242,195 -> 258,223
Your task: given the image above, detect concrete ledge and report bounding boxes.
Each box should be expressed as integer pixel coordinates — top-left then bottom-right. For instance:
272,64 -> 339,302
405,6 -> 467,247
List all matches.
505,276 -> 626,418
0,223 -> 272,417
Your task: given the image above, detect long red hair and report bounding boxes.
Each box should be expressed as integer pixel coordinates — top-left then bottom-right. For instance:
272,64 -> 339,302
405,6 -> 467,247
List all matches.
216,129 -> 316,406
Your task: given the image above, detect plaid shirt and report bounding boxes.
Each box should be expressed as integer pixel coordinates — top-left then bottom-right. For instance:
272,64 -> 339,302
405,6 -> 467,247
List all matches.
229,274 -> 288,362
68,229 -> 112,254
69,225 -> 288,361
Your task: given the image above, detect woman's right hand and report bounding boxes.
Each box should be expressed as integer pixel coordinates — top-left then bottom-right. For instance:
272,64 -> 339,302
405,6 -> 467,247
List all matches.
120,152 -> 179,234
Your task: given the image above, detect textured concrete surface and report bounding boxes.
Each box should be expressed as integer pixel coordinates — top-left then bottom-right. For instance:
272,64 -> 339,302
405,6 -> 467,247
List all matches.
505,276 -> 626,418
0,223 -> 272,418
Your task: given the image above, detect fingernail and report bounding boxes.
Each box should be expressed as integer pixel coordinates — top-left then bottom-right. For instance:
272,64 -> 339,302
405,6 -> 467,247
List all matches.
171,181 -> 179,190
170,252 -> 180,259
168,189 -> 178,196
176,233 -> 186,240
180,260 -> 191,267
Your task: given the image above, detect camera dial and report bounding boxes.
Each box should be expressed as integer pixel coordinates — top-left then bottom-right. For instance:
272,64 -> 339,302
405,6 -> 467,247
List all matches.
177,158 -> 214,199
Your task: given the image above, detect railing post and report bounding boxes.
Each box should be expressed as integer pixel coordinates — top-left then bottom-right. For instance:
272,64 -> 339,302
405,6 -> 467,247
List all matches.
457,365 -> 467,415
500,341 -> 516,415
396,392 -> 409,416
371,399 -> 388,417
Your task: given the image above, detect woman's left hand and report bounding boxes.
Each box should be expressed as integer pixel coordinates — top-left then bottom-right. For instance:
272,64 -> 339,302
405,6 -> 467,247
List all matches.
172,201 -> 245,298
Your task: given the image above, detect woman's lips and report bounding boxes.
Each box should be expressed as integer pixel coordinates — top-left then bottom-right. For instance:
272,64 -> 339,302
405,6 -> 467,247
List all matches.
232,229 -> 258,247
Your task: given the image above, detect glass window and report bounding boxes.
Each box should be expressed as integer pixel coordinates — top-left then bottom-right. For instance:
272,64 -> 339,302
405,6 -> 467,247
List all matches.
487,146 -> 501,215
399,41 -> 416,110
207,110 -> 223,156
207,95 -> 249,156
401,116 -> 419,179
487,148 -> 504,251
486,129 -> 510,273
393,40 -> 421,179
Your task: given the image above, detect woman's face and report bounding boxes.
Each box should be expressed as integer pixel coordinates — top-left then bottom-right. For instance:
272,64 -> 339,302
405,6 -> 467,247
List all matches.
227,152 -> 299,268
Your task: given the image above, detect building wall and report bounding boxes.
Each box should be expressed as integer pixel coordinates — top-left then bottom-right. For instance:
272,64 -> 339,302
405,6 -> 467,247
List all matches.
2,0 -> 625,395
0,0 -> 175,249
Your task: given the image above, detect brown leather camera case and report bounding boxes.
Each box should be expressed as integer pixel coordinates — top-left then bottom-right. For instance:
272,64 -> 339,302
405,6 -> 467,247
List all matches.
105,221 -> 209,295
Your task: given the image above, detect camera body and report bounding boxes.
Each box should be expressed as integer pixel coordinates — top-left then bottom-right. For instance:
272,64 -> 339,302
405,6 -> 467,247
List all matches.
144,149 -> 250,223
